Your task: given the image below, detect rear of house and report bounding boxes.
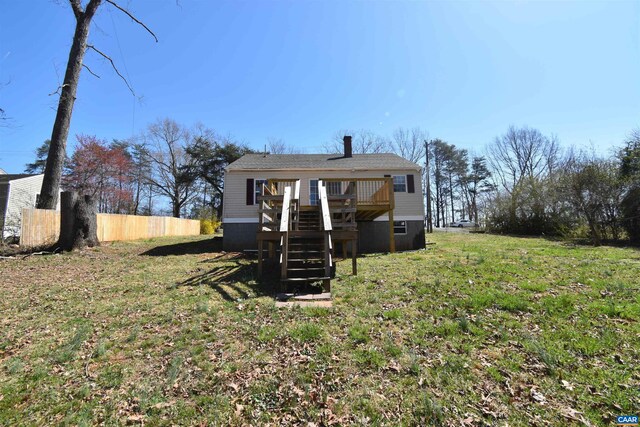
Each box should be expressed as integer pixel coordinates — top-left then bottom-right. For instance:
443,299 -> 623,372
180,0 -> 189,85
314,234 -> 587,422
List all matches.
222,140 -> 425,253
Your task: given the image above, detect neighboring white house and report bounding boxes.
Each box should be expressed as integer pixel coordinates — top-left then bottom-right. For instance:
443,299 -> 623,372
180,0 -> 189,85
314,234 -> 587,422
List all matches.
0,172 -> 56,241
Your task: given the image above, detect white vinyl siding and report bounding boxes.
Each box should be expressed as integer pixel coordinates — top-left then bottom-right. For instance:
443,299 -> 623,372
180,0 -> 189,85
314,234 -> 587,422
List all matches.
222,169 -> 424,221
2,175 -> 60,239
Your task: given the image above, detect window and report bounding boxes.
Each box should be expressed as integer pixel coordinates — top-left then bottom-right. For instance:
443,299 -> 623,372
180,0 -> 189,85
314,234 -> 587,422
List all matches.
309,180 -> 319,206
393,175 -> 407,192
393,220 -> 407,235
325,181 -> 342,196
254,179 -> 267,204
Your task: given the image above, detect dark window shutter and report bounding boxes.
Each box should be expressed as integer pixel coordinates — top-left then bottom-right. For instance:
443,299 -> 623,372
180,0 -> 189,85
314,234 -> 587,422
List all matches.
246,178 -> 254,205
407,174 -> 415,193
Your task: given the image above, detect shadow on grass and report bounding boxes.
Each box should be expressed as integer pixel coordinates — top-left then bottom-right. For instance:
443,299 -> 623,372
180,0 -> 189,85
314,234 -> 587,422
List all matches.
141,236 -> 222,256
171,259 -> 279,301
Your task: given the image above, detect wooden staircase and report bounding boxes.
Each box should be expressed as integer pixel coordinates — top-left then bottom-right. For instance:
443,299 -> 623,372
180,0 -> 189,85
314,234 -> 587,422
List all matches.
282,212 -> 334,292
257,178 -> 368,296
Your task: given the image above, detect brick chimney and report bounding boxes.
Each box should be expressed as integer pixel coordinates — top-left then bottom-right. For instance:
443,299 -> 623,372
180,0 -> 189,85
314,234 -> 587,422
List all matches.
343,135 -> 352,158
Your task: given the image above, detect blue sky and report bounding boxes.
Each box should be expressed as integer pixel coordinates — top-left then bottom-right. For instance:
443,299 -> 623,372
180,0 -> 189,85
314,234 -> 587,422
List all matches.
1,0 -> 639,173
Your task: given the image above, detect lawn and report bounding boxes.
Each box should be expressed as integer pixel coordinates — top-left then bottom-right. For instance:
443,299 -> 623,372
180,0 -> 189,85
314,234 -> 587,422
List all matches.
1,232 -> 638,426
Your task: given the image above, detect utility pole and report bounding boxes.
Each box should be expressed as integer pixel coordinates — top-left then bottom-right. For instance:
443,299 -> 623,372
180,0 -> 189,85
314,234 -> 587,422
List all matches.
424,139 -> 433,233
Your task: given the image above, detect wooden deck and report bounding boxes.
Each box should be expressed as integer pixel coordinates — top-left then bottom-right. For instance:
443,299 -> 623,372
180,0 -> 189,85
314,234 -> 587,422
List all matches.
256,178 -> 396,290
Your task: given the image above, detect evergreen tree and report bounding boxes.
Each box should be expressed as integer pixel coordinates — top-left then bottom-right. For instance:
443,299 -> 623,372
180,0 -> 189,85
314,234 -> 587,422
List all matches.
25,140 -> 52,173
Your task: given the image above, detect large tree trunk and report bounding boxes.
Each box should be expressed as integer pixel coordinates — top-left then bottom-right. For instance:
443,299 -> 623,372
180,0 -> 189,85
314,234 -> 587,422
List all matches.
37,1 -> 102,210
58,191 -> 100,251
172,200 -> 181,218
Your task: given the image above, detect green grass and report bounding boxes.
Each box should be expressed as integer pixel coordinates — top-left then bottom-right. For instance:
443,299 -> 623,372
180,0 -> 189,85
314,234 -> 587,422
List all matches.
1,232 -> 638,425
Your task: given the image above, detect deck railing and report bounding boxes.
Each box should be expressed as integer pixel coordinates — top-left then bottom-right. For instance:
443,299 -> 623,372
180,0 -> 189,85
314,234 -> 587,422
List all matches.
257,183 -> 280,232
267,179 -> 298,196
257,179 -> 301,232
318,179 -> 357,230
321,177 -> 394,209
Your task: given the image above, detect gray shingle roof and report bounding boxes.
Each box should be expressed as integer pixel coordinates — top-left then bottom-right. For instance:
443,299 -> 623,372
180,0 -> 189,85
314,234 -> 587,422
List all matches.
227,153 -> 421,171
0,174 -> 38,184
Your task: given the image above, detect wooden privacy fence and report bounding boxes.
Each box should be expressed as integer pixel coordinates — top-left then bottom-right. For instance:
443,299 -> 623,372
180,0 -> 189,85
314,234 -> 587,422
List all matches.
20,208 -> 200,247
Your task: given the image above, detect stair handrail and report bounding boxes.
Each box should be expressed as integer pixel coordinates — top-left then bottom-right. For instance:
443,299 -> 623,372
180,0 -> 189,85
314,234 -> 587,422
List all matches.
279,186 -> 292,232
318,181 -> 332,232
318,181 -> 333,278
292,180 -> 300,231
293,180 -> 300,202
279,186 -> 292,278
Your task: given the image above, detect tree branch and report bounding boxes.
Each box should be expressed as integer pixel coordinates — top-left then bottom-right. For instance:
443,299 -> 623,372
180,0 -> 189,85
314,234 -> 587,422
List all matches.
69,0 -> 83,20
82,63 -> 101,79
84,0 -> 103,20
105,0 -> 158,42
87,45 -> 135,96
48,84 -> 70,97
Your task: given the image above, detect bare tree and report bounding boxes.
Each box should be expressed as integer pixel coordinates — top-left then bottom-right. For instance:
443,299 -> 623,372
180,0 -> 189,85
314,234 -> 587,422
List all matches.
37,0 -> 157,210
563,152 -> 623,245
488,126 -> 560,194
267,137 -> 301,154
324,129 -> 390,154
487,126 -> 560,229
144,118 -> 198,218
390,127 -> 426,163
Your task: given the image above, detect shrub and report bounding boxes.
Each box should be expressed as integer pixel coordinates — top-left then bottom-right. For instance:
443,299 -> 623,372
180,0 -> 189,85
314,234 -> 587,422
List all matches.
200,219 -> 221,235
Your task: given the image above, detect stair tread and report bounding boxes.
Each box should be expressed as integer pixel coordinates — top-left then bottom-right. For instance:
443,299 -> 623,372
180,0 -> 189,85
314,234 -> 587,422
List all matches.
288,259 -> 325,263
282,277 -> 331,282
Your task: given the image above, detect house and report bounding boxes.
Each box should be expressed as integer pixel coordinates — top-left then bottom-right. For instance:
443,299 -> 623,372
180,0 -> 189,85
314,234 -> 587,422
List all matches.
221,136 -> 426,256
0,172 -> 49,240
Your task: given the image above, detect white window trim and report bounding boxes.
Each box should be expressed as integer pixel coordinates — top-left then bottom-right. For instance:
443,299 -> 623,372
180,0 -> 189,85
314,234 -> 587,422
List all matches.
254,178 -> 267,205
393,220 -> 407,235
309,179 -> 319,206
393,175 -> 407,193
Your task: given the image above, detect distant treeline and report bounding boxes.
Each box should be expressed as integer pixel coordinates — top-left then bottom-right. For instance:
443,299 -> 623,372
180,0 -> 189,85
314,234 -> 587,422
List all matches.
25,122 -> 640,244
